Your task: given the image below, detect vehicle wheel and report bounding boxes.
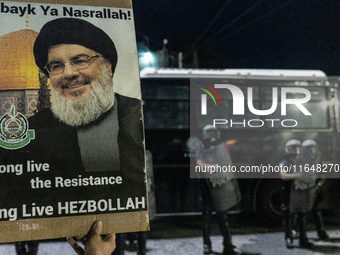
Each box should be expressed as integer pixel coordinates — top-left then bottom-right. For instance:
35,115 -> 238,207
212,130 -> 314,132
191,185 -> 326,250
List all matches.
255,178 -> 283,226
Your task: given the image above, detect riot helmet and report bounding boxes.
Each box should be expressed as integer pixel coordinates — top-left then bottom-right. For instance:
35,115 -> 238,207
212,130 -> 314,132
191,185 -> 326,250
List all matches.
202,125 -> 220,146
302,139 -> 318,158
285,139 -> 301,155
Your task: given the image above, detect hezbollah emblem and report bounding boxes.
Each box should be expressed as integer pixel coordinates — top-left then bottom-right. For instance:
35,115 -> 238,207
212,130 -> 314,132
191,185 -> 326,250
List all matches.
0,105 -> 35,149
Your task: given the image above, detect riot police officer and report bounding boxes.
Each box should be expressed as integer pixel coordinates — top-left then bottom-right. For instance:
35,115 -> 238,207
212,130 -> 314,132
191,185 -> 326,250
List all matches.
280,139 -> 315,249
280,139 -> 301,249
302,139 -> 329,240
195,125 -> 242,255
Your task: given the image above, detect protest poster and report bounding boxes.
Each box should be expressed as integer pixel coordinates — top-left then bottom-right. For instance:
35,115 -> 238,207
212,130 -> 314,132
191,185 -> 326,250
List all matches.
0,0 -> 148,242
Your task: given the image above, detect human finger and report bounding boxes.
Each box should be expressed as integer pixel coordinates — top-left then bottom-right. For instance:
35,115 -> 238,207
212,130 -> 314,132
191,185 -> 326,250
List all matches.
102,233 -> 116,254
103,233 -> 115,243
89,220 -> 103,236
66,236 -> 84,255
75,234 -> 87,246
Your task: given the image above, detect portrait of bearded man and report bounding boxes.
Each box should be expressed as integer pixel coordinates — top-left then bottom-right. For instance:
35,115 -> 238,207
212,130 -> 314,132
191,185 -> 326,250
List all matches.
27,17 -> 144,176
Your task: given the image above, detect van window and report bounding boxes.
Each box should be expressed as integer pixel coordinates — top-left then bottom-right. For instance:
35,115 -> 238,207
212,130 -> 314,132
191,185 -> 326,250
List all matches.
193,86 -> 260,130
142,81 -> 190,129
265,87 -> 329,128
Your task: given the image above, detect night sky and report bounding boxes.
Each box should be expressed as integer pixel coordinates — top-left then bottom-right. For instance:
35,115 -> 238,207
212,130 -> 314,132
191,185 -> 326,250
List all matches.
132,0 -> 340,75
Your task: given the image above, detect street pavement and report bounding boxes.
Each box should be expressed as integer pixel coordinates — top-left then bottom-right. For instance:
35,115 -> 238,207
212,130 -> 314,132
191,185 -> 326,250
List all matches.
1,230 -> 340,255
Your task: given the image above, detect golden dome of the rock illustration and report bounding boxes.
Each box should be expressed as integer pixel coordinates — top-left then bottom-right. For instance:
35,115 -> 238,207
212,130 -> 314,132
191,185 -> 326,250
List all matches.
0,29 -> 40,90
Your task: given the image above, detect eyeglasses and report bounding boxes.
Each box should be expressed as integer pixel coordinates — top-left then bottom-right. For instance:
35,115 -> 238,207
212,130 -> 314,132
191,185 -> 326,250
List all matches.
44,54 -> 100,75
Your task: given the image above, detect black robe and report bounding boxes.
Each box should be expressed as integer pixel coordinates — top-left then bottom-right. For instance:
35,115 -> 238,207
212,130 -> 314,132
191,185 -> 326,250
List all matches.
0,94 -> 146,218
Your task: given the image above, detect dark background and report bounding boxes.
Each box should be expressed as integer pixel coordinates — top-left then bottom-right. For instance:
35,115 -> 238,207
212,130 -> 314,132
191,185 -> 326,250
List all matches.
132,0 -> 340,75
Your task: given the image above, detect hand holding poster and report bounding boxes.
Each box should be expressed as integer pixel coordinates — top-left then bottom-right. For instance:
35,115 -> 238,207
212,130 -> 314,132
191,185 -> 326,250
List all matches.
0,0 -> 148,242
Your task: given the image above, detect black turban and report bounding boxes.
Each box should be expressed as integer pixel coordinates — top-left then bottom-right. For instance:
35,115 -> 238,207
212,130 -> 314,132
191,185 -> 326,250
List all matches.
33,18 -> 118,77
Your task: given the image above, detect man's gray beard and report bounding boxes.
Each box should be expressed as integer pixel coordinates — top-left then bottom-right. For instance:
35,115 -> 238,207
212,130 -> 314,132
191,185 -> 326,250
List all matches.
50,71 -> 114,127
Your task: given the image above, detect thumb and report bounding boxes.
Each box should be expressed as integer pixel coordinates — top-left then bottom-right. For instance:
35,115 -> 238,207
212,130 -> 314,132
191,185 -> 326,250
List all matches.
90,220 -> 103,236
